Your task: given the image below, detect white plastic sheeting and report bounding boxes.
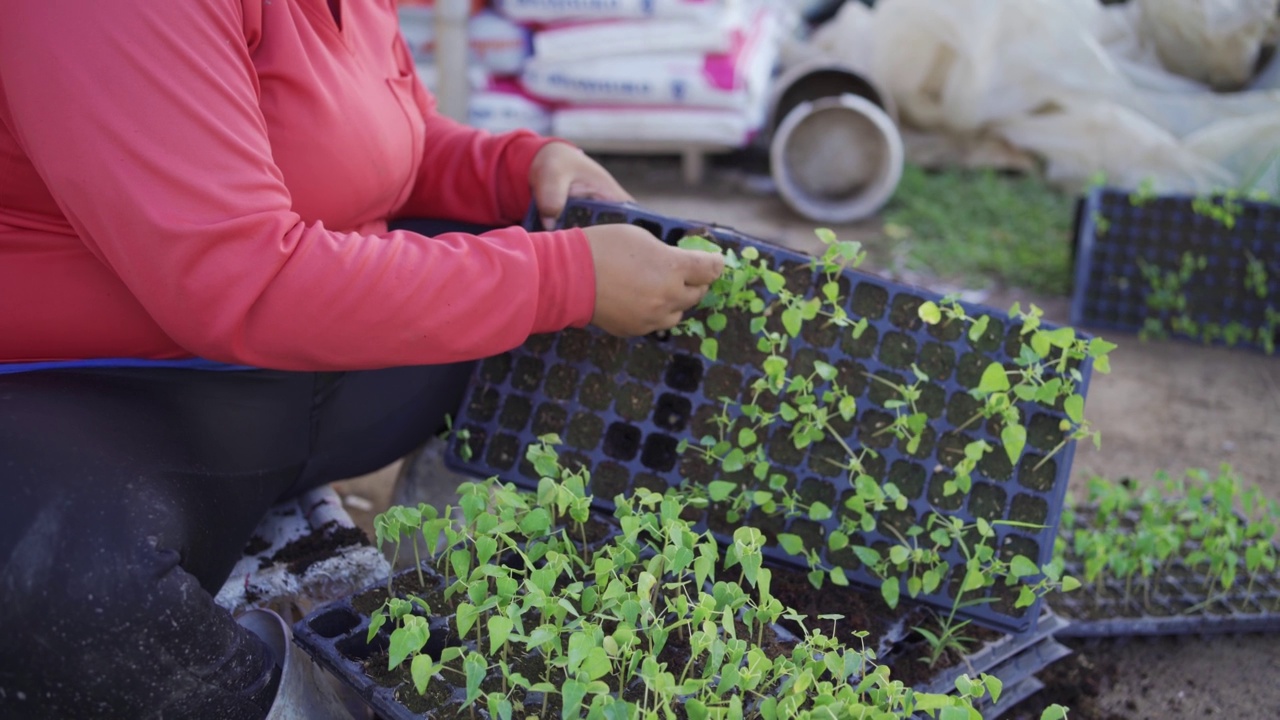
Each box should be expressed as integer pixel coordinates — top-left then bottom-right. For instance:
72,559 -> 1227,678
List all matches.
800,0 -> 1280,193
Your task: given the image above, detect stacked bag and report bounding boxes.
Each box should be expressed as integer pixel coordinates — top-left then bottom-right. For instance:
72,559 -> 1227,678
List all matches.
396,0 -> 780,148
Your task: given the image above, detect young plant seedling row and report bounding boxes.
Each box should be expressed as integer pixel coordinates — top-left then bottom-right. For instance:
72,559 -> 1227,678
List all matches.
350,438 -> 1070,720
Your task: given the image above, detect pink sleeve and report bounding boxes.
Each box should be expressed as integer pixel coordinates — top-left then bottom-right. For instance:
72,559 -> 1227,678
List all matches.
392,40 -> 554,225
0,1 -> 596,371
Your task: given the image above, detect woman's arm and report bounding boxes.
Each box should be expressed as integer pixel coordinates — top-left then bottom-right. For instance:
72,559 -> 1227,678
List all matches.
0,0 -> 597,370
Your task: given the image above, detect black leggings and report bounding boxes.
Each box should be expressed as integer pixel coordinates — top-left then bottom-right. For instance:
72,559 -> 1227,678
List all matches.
0,219 -> 489,720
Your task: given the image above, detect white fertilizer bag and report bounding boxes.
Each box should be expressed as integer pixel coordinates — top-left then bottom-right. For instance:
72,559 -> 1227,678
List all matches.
496,0 -> 734,24
521,8 -> 778,110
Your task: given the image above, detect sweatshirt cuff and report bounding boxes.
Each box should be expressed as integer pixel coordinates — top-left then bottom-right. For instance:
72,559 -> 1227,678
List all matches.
497,134 -> 574,223
530,227 -> 596,334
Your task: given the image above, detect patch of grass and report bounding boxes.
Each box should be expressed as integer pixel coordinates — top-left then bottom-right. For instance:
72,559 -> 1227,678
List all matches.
882,165 -> 1074,295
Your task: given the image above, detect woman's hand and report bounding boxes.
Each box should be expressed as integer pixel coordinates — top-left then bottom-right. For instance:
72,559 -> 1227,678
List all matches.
529,142 -> 633,229
582,224 -> 725,336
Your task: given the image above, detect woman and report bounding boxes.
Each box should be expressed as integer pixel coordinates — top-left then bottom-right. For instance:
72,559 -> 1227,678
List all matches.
0,1 -> 723,717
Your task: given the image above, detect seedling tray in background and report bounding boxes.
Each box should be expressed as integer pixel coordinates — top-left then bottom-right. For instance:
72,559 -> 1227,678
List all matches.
1070,187 -> 1280,353
447,199 -> 1097,635
1051,507 -> 1280,638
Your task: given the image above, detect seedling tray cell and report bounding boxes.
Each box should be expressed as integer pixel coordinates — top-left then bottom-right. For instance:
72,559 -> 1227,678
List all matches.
449,199 -> 1099,635
293,568 -> 463,720
1070,187 -> 1280,353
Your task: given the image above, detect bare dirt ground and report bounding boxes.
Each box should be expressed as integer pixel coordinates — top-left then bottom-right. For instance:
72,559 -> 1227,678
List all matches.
334,156 -> 1280,719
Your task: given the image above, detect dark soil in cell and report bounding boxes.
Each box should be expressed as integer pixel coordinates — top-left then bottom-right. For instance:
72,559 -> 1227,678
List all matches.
767,428 -> 806,466
888,293 -> 926,331
878,506 -> 918,539
532,402 -> 568,437
998,535 -> 1041,569
977,443 -> 1015,481
466,386 -> 500,423
590,335 -> 629,374
779,259 -> 814,297
968,316 -> 1005,352
664,353 -> 703,392
580,373 -> 614,411
591,461 -> 630,502
928,471 -> 964,511
802,317 -> 843,349
595,210 -> 627,224
602,421 -> 642,461
917,383 -> 946,419
511,356 -> 545,393
935,430 -> 975,469
807,438 -> 848,478
1017,454 -> 1058,492
640,433 -> 680,472
797,476 -> 837,509
917,342 -> 956,381
478,354 -> 512,385
857,409 -> 896,450
689,403 -> 720,440
898,425 -> 936,460
1004,325 -> 1028,359
566,412 -> 604,450
615,382 -> 654,423
632,472 -> 669,495
879,331 -> 918,369
746,506 -> 787,544
350,569 -> 449,618
1009,493 -> 1049,526
789,518 -> 826,551
840,322 -> 880,359
498,395 -> 532,431
653,393 -> 692,432
791,346 -> 827,379
679,452 -> 717,484
701,364 -> 742,401
486,432 -> 521,470
544,364 -> 579,401
626,341 -> 668,383
1027,413 -> 1066,451
851,282 -> 889,319
888,460 -> 927,500
867,370 -> 906,407
524,333 -> 556,356
556,328 -> 592,362
833,359 -> 869,399
955,352 -> 990,389
967,483 -> 1008,522
926,317 -> 965,343
945,391 -> 983,430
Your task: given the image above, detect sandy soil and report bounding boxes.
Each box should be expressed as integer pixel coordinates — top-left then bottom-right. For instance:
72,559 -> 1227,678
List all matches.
333,156 -> 1280,720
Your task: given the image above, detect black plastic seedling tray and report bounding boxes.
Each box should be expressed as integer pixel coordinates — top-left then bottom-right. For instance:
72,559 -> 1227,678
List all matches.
294,563 -> 1072,720
1070,187 -> 1280,353
446,199 -> 1097,635
1051,508 -> 1280,638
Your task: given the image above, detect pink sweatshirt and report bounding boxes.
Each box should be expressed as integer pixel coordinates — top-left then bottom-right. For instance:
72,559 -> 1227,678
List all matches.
0,0 -> 596,370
